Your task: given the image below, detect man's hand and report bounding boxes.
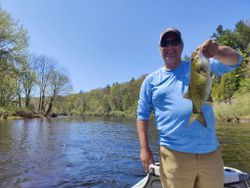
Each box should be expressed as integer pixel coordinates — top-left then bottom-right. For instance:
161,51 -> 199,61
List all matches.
140,147 -> 155,173
201,39 -> 219,58
200,39 -> 240,65
137,120 -> 155,173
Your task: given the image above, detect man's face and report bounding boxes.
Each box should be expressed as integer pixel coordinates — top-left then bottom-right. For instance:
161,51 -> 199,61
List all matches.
160,33 -> 183,65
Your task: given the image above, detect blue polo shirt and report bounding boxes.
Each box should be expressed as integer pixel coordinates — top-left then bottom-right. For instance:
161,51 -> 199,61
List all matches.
137,56 -> 242,154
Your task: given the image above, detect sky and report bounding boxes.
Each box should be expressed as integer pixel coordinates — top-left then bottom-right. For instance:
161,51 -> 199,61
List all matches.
1,0 -> 249,93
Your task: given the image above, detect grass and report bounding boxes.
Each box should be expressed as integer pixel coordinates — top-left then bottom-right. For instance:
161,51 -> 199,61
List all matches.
213,93 -> 250,122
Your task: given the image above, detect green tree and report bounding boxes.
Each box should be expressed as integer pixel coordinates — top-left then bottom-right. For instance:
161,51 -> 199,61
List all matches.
46,69 -> 72,115
102,95 -> 111,115
235,21 -> 250,54
0,8 -> 29,62
19,55 -> 37,108
0,7 -> 29,108
211,21 -> 250,102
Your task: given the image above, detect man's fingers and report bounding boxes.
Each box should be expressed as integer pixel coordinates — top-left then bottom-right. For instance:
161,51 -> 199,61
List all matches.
142,159 -> 155,173
201,42 -> 210,55
141,160 -> 148,173
204,51 -> 213,58
201,40 -> 218,58
144,162 -> 149,173
140,148 -> 154,173
141,160 -> 150,173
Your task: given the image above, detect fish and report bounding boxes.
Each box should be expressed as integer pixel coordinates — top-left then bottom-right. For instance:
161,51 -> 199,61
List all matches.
184,48 -> 213,127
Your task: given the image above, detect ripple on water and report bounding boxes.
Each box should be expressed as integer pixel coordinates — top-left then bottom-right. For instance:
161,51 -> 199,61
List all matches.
0,119 -> 249,187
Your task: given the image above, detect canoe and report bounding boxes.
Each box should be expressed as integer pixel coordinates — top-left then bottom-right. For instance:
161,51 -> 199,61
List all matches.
132,163 -> 250,188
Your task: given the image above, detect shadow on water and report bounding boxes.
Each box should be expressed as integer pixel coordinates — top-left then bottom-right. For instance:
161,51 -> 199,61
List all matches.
0,118 -> 249,187
216,122 -> 250,173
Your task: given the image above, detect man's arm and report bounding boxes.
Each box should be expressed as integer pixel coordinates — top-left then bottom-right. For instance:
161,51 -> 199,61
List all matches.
213,46 -> 239,65
201,40 -> 240,65
137,119 -> 155,173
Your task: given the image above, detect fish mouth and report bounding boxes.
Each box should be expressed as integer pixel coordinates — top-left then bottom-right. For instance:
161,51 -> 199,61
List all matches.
198,50 -> 209,64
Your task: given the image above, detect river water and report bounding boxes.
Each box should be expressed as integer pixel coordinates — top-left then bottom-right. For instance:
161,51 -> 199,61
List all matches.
0,118 -> 249,188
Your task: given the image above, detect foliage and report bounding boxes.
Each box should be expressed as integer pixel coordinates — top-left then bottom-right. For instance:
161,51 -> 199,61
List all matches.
0,8 -> 29,61
211,21 -> 250,104
19,55 -> 37,107
53,76 -> 145,118
0,7 -> 72,118
0,7 -> 29,108
1,4 -> 249,121
51,20 -> 250,119
54,20 -> 250,119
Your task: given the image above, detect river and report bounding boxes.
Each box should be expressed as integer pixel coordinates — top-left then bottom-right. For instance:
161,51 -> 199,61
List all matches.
0,118 -> 249,188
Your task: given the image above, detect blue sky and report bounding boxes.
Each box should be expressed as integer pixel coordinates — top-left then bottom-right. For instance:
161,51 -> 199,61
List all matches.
1,0 -> 249,93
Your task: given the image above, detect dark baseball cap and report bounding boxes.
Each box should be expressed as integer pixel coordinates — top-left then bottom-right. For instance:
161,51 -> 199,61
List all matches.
159,27 -> 183,45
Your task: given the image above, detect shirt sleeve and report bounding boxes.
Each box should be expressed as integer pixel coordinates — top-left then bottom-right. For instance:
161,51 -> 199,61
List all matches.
210,55 -> 243,77
137,75 -> 153,120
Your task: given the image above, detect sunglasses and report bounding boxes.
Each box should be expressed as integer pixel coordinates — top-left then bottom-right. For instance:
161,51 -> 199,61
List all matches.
160,39 -> 181,47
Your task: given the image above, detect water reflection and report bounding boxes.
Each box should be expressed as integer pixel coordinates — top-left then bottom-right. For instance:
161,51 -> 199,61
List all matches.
0,118 -> 249,187
217,122 -> 250,173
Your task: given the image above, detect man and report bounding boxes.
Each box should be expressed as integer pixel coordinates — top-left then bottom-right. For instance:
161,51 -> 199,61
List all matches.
136,28 -> 242,188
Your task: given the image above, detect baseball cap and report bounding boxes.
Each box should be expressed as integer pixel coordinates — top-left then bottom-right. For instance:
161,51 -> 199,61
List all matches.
159,27 -> 183,46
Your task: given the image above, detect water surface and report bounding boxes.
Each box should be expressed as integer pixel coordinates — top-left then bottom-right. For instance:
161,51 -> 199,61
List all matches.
0,118 -> 249,187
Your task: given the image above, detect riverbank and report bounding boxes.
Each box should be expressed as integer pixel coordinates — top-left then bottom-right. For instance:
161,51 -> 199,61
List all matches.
71,94 -> 250,123
213,93 -> 250,123
0,108 -> 49,120
1,93 -> 250,122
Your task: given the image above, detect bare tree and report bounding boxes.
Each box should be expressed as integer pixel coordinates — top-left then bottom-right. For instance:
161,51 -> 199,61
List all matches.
33,55 -> 56,112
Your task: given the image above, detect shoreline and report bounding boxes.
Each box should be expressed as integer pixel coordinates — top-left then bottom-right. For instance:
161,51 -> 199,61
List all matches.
2,111 -> 250,124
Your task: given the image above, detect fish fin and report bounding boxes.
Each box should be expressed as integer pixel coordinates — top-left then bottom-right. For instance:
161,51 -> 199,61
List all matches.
205,95 -> 213,104
189,113 -> 207,127
196,113 -> 207,127
183,90 -> 191,100
189,113 -> 196,125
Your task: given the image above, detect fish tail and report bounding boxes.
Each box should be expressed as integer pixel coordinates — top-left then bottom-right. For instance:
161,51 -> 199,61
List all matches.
189,113 -> 207,127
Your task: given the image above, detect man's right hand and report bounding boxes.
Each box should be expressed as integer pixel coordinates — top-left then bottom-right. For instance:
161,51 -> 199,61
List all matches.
140,147 -> 155,173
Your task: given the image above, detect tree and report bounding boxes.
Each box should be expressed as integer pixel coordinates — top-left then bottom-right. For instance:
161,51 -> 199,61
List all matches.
211,21 -> 250,102
46,69 -> 72,115
109,83 -> 123,111
102,95 -> 111,115
0,68 -> 19,107
0,8 -> 29,108
235,21 -> 250,54
221,74 -> 237,105
33,55 -> 56,112
0,8 -> 29,62
19,54 -> 37,108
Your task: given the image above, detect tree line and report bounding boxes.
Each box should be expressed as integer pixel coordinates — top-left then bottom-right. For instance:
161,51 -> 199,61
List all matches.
0,6 -> 72,118
1,4 -> 249,119
211,21 -> 250,104
53,77 -> 145,118
51,20 -> 250,119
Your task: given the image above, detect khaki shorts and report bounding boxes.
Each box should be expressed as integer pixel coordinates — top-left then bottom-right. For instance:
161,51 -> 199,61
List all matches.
159,146 -> 224,188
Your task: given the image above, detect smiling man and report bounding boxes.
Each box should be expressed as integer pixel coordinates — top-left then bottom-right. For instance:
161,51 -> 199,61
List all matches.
160,28 -> 183,68
136,28 -> 242,188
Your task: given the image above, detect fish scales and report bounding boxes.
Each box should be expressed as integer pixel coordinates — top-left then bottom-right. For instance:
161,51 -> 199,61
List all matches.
184,48 -> 213,127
